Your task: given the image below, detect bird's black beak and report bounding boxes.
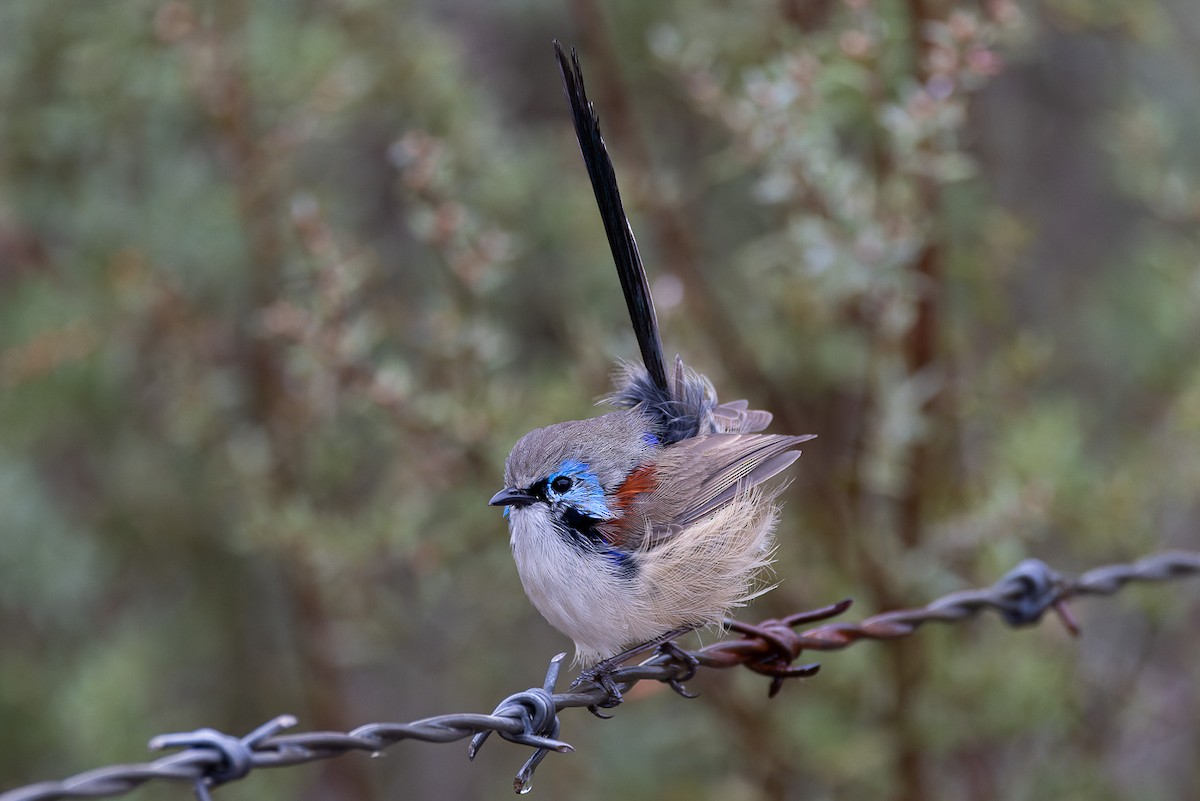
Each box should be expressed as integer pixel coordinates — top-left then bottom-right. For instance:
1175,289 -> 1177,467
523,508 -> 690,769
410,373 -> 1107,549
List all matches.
489,486 -> 537,508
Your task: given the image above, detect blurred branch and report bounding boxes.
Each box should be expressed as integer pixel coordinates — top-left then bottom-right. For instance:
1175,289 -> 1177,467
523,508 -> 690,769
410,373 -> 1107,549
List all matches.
3,550 -> 1197,801
168,11 -> 372,798
0,322 -> 97,387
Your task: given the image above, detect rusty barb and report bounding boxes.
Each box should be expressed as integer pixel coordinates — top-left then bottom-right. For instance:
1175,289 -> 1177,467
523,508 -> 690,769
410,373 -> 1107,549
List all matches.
2,550 -> 1197,801
635,550 -> 1200,699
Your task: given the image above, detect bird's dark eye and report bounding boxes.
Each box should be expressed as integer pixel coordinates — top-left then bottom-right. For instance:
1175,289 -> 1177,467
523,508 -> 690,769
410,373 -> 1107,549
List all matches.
550,476 -> 573,493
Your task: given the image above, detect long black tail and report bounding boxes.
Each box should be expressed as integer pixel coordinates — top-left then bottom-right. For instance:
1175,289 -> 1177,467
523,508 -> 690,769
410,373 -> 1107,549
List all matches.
553,41 -> 670,397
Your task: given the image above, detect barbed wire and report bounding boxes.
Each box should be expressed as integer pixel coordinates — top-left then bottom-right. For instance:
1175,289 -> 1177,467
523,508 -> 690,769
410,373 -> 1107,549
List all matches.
2,550 -> 1197,800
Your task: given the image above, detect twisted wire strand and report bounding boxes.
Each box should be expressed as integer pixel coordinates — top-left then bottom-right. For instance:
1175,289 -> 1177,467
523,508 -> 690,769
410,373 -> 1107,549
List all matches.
3,550 -> 1197,801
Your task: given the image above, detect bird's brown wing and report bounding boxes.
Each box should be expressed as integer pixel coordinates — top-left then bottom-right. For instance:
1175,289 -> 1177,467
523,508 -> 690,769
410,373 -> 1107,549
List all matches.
617,433 -> 814,550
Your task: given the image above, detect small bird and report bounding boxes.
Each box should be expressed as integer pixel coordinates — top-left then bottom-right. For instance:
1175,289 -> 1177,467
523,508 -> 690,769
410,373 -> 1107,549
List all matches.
490,43 -> 815,671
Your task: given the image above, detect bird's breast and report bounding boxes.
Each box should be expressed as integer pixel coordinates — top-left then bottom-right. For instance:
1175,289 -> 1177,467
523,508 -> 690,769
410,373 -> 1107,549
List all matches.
507,504 -> 662,664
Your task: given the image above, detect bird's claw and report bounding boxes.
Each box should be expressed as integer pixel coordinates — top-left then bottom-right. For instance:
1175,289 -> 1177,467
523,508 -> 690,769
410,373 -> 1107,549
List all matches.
572,626 -> 697,714
656,640 -> 700,698
576,666 -> 624,717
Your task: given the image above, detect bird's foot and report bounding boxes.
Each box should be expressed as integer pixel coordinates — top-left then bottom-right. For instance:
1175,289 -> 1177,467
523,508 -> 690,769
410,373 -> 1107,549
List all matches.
575,667 -> 623,718
572,626 -> 696,716
656,640 -> 700,698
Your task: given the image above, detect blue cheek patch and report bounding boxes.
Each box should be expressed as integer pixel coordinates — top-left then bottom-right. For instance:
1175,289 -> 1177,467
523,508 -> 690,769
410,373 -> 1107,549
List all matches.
551,459 -> 614,520
642,432 -> 660,446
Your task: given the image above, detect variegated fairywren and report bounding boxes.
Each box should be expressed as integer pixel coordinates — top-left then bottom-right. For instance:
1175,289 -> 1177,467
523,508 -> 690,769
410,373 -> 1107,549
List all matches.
490,43 -> 815,672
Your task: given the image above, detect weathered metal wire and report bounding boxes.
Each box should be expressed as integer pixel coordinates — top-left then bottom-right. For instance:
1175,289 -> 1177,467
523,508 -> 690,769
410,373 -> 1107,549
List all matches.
2,550 -> 1197,801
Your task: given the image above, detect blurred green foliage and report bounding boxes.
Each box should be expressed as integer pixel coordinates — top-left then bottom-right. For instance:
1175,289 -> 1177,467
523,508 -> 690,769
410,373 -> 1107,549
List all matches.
1,1 -> 1198,800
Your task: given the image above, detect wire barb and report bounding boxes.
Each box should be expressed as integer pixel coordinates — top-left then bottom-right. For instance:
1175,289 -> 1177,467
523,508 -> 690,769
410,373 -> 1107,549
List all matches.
148,716 -> 297,801
469,653 -> 573,793
2,550 -> 1196,801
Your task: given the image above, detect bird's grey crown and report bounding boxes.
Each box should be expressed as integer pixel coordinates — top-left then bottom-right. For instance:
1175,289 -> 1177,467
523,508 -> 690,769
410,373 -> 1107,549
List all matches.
503,358 -> 778,493
503,409 -> 657,491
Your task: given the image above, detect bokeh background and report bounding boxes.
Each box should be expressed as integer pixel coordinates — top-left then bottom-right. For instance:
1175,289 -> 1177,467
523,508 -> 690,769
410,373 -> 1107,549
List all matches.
2,1 -> 1199,799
